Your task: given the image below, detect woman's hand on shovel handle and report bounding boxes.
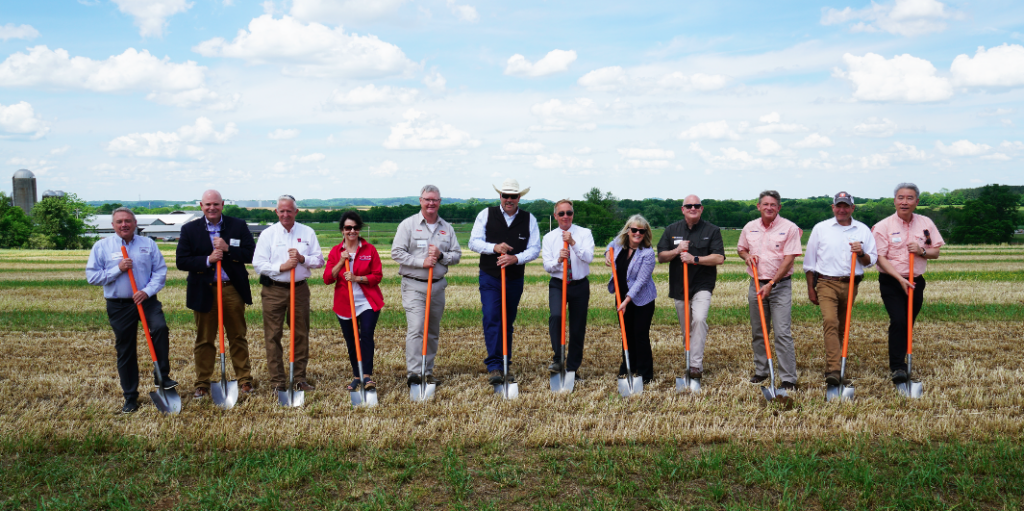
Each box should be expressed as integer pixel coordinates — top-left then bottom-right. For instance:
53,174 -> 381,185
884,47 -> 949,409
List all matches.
899,276 -> 916,295
617,295 -> 631,312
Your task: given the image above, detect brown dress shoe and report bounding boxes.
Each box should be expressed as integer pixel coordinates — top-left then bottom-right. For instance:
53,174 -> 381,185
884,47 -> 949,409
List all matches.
239,382 -> 254,394
688,368 -> 703,380
295,381 -> 316,391
194,387 -> 209,398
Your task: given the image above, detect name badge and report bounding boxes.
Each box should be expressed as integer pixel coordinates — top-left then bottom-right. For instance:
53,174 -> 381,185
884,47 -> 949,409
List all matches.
417,240 -> 428,248
673,237 -> 683,245
891,236 -> 902,244
111,252 -> 123,260
230,238 -> 240,247
275,241 -> 286,247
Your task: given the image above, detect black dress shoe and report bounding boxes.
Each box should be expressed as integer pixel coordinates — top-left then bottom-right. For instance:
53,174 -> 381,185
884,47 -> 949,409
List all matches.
157,378 -> 179,390
891,370 -> 908,384
780,381 -> 798,391
825,373 -> 841,387
407,374 -> 422,387
750,374 -> 769,384
425,375 -> 441,386
488,370 -> 503,385
548,362 -> 563,374
120,400 -> 139,414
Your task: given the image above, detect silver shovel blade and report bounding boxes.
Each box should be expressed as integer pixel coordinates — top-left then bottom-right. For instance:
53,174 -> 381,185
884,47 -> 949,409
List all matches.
409,383 -> 436,402
150,388 -> 182,415
675,376 -> 701,394
493,381 -> 520,400
278,389 -> 304,407
350,389 -> 378,407
617,376 -> 644,397
761,386 -> 788,402
549,371 -> 576,393
895,380 -> 923,399
210,380 -> 238,410
826,384 -> 855,402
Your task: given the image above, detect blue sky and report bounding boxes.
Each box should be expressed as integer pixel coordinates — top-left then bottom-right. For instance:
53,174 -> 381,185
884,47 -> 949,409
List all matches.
2,0 -> 1024,202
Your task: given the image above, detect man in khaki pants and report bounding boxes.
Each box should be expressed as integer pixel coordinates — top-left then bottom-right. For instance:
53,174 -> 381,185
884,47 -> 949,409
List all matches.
176,189 -> 257,398
253,195 -> 324,392
803,192 -> 877,386
391,185 -> 462,387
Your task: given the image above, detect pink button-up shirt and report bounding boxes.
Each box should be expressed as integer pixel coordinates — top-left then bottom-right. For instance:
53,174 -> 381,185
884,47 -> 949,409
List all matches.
737,215 -> 803,280
872,213 -> 944,278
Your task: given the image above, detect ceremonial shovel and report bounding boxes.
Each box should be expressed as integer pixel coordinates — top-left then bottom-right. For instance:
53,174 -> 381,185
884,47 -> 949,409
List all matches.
675,241 -> 700,394
277,268 -> 304,407
826,252 -> 857,402
210,261 -> 239,410
550,241 -> 576,393
494,266 -> 519,400
610,247 -> 643,397
751,265 -> 787,402
344,258 -> 377,407
409,266 -> 437,402
120,246 -> 181,415
896,251 -> 924,398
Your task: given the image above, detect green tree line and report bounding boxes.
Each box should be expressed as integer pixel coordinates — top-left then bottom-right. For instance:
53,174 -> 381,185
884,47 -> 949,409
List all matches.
0,192 -> 91,249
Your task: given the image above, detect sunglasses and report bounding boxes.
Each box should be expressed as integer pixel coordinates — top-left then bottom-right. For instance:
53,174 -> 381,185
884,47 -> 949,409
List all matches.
683,204 -> 702,210
630,228 -> 647,234
557,210 -> 574,217
342,225 -> 360,232
501,193 -> 520,200
923,229 -> 932,246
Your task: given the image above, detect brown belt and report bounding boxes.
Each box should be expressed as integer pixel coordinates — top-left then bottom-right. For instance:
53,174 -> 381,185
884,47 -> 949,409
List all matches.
817,274 -> 850,282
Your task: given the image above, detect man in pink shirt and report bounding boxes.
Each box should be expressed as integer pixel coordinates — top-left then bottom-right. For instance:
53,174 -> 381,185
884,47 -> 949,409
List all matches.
737,190 -> 803,390
872,182 -> 943,384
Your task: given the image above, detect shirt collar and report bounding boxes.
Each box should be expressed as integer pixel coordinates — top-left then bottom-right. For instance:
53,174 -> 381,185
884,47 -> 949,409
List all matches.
206,216 -> 223,229
502,208 -> 518,220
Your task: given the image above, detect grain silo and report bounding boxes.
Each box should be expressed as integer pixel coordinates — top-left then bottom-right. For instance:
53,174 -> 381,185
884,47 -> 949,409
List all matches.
12,169 -> 37,214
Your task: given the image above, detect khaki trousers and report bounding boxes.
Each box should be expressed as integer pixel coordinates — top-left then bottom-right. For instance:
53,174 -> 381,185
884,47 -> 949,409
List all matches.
673,290 -> 712,370
815,279 -> 859,375
402,277 -> 448,377
262,281 -> 311,386
194,283 -> 252,388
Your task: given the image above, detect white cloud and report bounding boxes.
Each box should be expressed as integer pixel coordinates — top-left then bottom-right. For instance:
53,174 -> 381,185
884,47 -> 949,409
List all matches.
423,68 -> 446,92
821,0 -> 955,37
292,152 -> 325,163
446,0 -> 478,22
678,120 -> 740,140
147,88 -> 241,111
268,128 -> 299,140
835,52 -> 953,102
574,146 -> 592,154
533,153 -> 594,171
999,140 -> 1024,151
371,159 -> 398,176
50,145 -> 70,155
290,0 -> 408,25
0,101 -> 50,139
0,23 -> 39,41
503,141 -> 544,154
951,44 -> 1024,88
979,108 -> 1014,117
792,133 -> 834,148
505,50 -> 577,77
112,0 -> 193,37
982,153 -> 1011,161
530,98 -> 599,131
623,159 -> 670,169
756,138 -> 784,155
853,117 -> 897,137
577,65 -> 728,93
690,142 -> 774,170
891,141 -> 926,160
577,66 -> 628,92
325,84 -> 419,108
105,117 -> 236,158
759,112 -> 781,124
936,139 -> 991,156
383,109 -> 481,150
617,148 -> 675,159
749,123 -> 808,134
193,15 -> 419,78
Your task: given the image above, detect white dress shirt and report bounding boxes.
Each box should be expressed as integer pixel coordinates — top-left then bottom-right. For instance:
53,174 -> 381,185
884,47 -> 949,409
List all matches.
468,207 -> 541,264
541,224 -> 595,280
803,217 -> 878,277
253,221 -> 325,282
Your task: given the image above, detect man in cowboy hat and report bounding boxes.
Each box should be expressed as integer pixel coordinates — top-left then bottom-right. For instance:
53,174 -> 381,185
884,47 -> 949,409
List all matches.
469,178 -> 541,385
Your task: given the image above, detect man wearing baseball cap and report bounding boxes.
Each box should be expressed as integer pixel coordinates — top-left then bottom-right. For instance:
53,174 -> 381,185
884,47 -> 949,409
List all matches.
803,192 -> 877,386
468,178 -> 541,386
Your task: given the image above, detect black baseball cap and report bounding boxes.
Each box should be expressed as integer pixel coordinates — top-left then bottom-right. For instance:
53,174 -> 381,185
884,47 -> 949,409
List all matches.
833,191 -> 854,205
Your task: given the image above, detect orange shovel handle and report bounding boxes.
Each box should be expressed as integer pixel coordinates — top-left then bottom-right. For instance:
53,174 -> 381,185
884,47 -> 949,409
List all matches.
751,265 -> 773,361
420,265 -> 434,357
610,247 -> 629,352
120,246 -> 158,363
907,253 -> 914,356
841,252 -> 856,358
289,268 -> 296,364
501,266 -> 508,357
217,260 -> 225,355
345,258 -> 363,363
560,241 -> 568,348
683,250 -> 690,351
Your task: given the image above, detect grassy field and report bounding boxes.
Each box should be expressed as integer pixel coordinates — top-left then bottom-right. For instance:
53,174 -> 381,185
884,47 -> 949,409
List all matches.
1,243 -> 1023,509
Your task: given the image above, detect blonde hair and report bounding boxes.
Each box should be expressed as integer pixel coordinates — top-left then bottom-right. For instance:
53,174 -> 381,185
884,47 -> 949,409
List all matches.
614,214 -> 652,249
553,199 -> 573,213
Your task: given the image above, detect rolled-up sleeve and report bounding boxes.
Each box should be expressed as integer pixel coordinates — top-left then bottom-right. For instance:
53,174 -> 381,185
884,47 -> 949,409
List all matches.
803,226 -> 820,274
303,232 -> 325,269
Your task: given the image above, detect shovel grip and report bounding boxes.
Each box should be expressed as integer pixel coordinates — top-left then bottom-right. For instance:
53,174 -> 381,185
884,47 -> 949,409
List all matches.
751,265 -> 773,362
120,246 -> 158,363
217,261 -> 226,355
345,258 -> 363,364
421,265 -> 434,357
610,247 -> 629,352
289,268 -> 296,364
841,252 -> 856,359
560,241 -> 568,348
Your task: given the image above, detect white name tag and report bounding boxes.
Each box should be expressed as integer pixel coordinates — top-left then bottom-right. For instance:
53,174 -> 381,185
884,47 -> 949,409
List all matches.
230,238 -> 240,247
891,236 -> 902,244
275,241 -> 286,247
111,252 -> 123,260
417,240 -> 428,248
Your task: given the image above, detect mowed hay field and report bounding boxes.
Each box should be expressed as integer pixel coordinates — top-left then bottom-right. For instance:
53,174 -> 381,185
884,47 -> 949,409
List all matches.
1,243 -> 1023,510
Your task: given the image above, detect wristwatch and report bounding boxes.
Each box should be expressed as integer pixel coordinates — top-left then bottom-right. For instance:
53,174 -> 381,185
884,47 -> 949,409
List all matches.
693,256 -> 700,264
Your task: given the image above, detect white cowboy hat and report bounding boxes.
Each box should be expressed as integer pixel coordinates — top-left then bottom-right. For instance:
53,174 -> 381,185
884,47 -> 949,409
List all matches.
492,178 -> 530,197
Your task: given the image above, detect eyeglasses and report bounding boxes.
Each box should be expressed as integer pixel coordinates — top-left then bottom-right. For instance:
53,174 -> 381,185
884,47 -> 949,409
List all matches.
630,228 -> 647,234
421,198 -> 440,204
501,194 -> 520,200
342,225 -> 360,232
557,210 -> 574,217
683,204 -> 702,209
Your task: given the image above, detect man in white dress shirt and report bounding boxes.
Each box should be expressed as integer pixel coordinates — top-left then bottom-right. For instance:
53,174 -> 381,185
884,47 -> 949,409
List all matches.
253,195 -> 325,392
803,191 -> 878,386
541,199 -> 594,376
468,179 -> 541,385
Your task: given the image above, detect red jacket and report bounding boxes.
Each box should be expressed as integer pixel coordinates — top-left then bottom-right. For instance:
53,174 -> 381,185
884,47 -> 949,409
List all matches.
324,239 -> 384,317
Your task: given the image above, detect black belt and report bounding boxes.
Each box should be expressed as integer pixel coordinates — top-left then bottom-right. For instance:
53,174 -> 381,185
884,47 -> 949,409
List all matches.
263,279 -> 306,288
551,276 -> 589,286
106,298 -> 136,304
758,275 -> 791,284
403,275 -> 443,283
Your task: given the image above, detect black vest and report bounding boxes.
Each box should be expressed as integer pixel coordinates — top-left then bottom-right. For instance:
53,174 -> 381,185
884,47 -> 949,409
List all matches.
480,206 -> 531,279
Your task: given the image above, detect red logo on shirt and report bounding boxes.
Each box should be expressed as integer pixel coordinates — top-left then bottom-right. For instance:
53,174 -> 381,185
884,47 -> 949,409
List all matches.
440,231 -> 446,235
297,238 -> 302,242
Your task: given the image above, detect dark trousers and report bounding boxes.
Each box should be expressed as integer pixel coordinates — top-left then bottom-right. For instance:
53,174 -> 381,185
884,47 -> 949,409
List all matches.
106,297 -> 171,403
879,273 -> 926,372
548,277 -> 590,371
618,300 -> 655,381
338,309 -> 380,377
480,270 -> 525,372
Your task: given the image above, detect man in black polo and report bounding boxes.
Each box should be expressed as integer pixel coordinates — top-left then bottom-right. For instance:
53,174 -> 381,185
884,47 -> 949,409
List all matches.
468,179 -> 541,385
656,194 -> 725,380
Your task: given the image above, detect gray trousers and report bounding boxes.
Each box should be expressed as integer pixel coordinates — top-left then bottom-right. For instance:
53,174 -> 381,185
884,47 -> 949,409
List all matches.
402,276 -> 448,377
747,278 -> 798,384
673,290 -> 712,370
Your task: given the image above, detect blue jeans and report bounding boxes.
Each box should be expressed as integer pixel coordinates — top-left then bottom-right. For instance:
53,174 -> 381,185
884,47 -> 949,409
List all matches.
479,270 -> 524,372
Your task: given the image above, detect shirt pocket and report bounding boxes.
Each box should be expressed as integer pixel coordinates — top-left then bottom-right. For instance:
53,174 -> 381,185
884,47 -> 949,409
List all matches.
411,231 -> 431,252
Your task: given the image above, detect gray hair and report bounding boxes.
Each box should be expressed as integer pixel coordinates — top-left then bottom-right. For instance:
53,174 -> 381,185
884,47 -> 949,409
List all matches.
894,183 -> 920,198
614,214 -> 653,249
758,190 -> 781,204
420,185 -> 440,197
111,207 -> 136,221
277,194 -> 296,203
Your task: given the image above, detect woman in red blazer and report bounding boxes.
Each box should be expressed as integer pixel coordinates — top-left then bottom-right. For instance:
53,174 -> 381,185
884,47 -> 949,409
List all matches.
324,211 -> 385,391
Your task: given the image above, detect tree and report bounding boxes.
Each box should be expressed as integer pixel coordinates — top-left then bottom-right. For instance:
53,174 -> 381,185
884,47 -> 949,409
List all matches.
0,192 -> 33,248
96,203 -> 123,214
31,192 -> 90,249
948,184 -> 1021,244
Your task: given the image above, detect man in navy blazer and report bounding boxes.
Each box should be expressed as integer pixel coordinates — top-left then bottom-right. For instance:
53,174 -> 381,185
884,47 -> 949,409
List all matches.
176,189 -> 256,398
